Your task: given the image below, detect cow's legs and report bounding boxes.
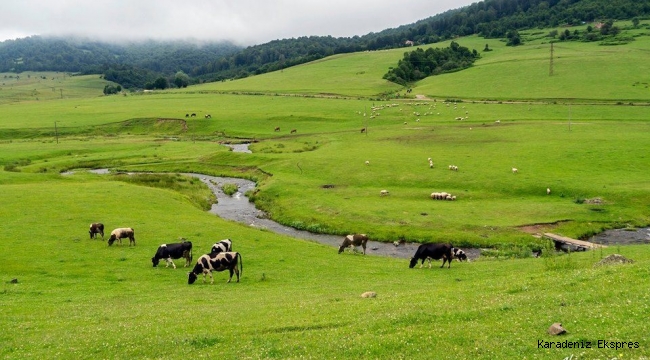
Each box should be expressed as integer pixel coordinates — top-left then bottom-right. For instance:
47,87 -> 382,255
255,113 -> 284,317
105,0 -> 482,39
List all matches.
165,258 -> 176,269
227,268 -> 234,283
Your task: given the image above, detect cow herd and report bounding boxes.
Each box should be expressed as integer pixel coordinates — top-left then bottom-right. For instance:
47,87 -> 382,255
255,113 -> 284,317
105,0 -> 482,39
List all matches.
89,222 -> 242,284
90,223 -> 465,289
338,233 -> 468,268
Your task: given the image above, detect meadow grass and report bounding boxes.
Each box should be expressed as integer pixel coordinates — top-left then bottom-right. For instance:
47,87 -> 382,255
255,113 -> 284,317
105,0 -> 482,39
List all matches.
1,173 -> 649,359
1,23 -> 650,358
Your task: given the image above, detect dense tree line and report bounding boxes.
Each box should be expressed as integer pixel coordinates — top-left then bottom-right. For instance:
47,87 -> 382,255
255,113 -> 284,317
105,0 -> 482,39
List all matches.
383,42 -> 480,85
0,36 -> 240,88
1,0 -> 648,88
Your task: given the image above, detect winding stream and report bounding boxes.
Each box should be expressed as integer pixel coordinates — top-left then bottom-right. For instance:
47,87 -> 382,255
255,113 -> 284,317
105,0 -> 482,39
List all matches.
72,142 -> 647,259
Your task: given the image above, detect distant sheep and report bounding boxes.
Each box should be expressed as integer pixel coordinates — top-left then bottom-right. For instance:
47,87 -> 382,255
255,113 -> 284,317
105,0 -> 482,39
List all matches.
430,192 -> 457,201
512,167 -> 518,174
448,165 -> 458,171
547,188 -> 551,195
365,160 -> 370,165
380,190 -> 390,196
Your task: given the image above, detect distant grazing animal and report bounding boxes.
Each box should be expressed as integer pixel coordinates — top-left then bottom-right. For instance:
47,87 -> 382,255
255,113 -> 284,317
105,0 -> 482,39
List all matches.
547,188 -> 551,195
338,234 -> 369,255
211,239 -> 233,255
409,243 -> 454,269
205,114 -> 211,119
361,128 -> 366,133
274,127 -> 280,132
380,190 -> 390,196
365,160 -> 370,165
452,247 -> 468,262
89,223 -> 104,240
512,167 -> 518,174
290,129 -> 297,134
151,241 -> 193,268
185,114 -> 189,118
188,252 -> 242,284
107,227 -> 135,246
190,113 -> 196,117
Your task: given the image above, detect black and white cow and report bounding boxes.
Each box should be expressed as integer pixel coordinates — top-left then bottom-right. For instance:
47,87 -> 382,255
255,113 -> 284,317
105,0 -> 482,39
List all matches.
188,252 -> 242,284
338,234 -> 369,255
151,241 -> 193,268
409,243 -> 454,269
211,239 -> 232,254
107,227 -> 135,246
89,223 -> 104,240
452,247 -> 468,262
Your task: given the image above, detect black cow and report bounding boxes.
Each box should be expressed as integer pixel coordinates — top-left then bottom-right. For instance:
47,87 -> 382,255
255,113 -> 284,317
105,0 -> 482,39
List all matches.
152,241 -> 193,268
188,252 -> 242,284
89,223 -> 104,240
211,239 -> 232,254
409,243 -> 454,269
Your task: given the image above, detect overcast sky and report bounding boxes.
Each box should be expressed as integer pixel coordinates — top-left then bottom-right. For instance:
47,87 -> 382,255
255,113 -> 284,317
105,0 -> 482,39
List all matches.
1,0 -> 477,45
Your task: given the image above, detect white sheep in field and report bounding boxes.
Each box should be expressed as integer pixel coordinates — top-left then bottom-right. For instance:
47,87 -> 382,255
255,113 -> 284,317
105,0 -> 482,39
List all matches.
512,168 -> 518,174
429,161 -> 433,169
448,165 -> 458,171
380,190 -> 390,196
547,188 -> 551,195
365,160 -> 370,166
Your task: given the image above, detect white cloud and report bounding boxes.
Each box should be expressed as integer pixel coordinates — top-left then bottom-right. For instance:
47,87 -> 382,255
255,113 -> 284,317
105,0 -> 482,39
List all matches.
1,0 -> 476,45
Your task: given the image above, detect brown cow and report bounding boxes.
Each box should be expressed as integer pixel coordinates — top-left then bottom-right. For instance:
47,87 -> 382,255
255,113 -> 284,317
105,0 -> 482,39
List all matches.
338,234 -> 369,255
274,127 -> 280,132
108,227 -> 135,246
89,223 -> 104,240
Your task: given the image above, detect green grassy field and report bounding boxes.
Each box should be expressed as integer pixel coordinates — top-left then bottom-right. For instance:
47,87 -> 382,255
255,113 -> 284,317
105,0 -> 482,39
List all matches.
1,22 -> 650,359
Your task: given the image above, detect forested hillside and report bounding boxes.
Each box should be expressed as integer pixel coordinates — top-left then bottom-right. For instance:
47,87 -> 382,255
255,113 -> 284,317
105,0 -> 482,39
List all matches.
1,0 -> 648,89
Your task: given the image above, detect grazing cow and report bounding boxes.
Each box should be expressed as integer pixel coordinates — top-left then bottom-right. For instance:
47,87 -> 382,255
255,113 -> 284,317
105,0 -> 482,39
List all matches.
409,243 -> 454,269
452,247 -> 468,262
274,127 -> 280,132
185,114 -> 189,118
89,223 -> 104,240
151,241 -> 193,268
338,234 -> 369,255
211,239 -> 233,254
188,252 -> 242,284
361,128 -> 366,133
205,114 -> 211,119
107,227 -> 135,246
290,129 -> 297,134
191,113 -> 196,117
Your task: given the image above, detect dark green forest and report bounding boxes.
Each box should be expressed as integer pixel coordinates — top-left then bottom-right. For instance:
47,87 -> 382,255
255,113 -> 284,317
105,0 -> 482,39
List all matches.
1,0 -> 648,89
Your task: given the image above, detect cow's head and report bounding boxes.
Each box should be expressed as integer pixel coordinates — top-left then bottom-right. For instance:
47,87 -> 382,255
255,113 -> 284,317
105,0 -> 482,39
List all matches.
338,245 -> 346,254
107,236 -> 116,246
188,272 -> 198,284
408,257 -> 418,268
453,248 -> 468,262
152,257 -> 160,267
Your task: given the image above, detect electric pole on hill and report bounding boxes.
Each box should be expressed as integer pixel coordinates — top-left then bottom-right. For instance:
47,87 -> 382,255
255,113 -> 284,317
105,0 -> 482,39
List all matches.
549,43 -> 554,76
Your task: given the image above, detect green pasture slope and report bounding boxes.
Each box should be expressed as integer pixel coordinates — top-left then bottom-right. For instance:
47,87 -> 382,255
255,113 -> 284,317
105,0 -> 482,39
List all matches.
2,22 -> 650,358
